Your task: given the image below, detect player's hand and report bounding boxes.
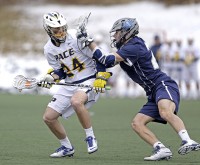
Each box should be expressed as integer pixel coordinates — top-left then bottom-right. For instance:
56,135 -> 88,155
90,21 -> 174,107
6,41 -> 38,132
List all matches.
76,28 -> 93,49
93,72 -> 112,93
39,74 -> 54,89
76,26 -> 87,39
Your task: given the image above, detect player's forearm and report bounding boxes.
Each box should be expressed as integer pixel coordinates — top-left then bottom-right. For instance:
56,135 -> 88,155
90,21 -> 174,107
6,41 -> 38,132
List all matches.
52,68 -> 66,80
89,46 -> 115,68
51,74 -> 60,80
89,42 -> 97,51
89,42 -> 123,65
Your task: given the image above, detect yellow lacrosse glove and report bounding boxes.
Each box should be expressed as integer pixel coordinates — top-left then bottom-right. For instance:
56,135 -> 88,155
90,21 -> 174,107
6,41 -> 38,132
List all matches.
93,72 -> 112,93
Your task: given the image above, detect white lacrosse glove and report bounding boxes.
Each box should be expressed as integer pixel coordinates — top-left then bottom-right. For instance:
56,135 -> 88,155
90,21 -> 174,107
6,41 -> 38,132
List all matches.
76,28 -> 94,49
39,74 -> 54,89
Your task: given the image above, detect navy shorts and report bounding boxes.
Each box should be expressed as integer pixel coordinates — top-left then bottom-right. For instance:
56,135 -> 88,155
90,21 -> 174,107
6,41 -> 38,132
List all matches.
139,80 -> 180,124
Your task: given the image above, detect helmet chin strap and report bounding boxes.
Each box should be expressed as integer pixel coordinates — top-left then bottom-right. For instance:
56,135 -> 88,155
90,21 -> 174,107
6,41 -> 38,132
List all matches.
50,35 -> 66,46
115,36 -> 126,49
115,31 -> 135,49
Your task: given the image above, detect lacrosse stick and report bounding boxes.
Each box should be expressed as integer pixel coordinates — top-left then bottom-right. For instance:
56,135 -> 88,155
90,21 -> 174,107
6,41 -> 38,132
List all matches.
13,75 -> 111,91
72,12 -> 91,33
13,75 -> 38,92
78,12 -> 91,33
75,12 -> 94,50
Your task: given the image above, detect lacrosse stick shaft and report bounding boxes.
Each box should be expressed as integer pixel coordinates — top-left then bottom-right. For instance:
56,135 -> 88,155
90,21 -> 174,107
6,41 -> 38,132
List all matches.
13,75 -> 111,91
37,82 -> 111,90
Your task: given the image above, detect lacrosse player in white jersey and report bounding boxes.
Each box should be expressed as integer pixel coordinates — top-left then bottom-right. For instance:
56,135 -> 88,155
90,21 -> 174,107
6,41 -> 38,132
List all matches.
39,11 -> 109,158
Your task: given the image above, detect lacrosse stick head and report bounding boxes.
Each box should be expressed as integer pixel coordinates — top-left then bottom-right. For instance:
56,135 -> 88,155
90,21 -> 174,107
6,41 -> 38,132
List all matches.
73,12 -> 91,30
13,75 -> 38,91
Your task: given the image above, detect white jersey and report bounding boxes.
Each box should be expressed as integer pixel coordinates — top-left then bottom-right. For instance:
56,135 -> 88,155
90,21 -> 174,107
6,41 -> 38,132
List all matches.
44,29 -> 96,84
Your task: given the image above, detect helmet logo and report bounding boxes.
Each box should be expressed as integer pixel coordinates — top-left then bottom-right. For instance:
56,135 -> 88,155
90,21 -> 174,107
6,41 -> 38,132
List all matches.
110,18 -> 139,49
122,20 -> 133,31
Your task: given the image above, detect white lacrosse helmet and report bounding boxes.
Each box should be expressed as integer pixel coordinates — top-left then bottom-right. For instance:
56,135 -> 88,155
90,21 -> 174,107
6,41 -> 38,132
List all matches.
110,18 -> 139,48
43,11 -> 68,43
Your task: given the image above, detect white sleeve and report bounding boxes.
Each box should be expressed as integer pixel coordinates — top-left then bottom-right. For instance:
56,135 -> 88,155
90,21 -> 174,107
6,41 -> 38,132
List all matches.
68,29 -> 94,58
80,46 -> 94,58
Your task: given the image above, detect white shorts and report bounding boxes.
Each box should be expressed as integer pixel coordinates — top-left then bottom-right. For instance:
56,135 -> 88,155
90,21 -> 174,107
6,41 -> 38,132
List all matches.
48,79 -> 99,119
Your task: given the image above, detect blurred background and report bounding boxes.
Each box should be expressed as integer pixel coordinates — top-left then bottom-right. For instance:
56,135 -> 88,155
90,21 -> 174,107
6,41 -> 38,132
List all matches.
1,0 -> 200,99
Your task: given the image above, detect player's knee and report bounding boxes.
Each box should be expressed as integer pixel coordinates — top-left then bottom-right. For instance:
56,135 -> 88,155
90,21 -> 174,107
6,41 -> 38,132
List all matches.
131,119 -> 142,133
43,115 -> 49,124
43,114 -> 53,125
158,99 -> 175,121
71,98 -> 83,110
159,108 -> 173,121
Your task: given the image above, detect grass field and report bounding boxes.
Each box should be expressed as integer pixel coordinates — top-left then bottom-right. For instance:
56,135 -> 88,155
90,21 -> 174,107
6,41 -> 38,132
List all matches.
0,93 -> 200,165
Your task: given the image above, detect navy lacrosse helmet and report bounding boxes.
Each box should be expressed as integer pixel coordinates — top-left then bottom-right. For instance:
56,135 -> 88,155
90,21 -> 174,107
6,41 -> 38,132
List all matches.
110,18 -> 139,48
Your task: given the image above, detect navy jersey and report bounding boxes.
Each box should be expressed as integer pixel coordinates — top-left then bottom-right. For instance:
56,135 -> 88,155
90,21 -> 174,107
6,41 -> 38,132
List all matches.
117,36 -> 176,96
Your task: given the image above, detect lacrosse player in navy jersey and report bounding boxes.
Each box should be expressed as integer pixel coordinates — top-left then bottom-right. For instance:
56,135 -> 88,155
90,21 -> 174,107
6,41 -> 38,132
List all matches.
77,17 -> 200,161
39,11 -> 110,158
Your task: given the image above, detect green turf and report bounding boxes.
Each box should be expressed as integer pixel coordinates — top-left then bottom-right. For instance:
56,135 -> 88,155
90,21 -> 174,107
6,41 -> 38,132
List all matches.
0,93 -> 200,165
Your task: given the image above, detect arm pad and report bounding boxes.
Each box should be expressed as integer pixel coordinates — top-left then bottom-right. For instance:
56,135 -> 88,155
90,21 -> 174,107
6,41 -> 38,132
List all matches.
93,48 -> 116,68
53,68 -> 66,80
95,60 -> 106,72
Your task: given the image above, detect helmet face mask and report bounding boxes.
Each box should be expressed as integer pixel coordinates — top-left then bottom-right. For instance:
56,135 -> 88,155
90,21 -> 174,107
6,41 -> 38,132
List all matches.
43,12 -> 68,43
110,30 -> 123,48
48,26 -> 67,42
110,18 -> 139,48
